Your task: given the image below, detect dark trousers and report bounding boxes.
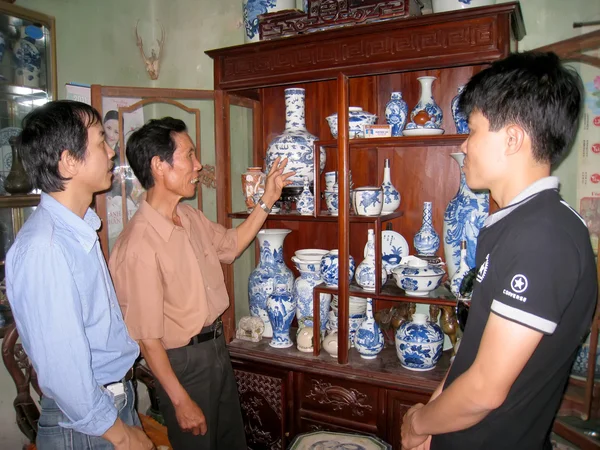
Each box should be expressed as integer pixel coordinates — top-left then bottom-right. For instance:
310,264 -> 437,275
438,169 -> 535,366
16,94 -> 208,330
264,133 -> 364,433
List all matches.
156,333 -> 247,450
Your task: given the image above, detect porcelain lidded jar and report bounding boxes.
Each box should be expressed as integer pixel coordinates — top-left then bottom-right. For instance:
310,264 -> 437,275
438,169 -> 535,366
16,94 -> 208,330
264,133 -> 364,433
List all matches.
320,250 -> 355,288
266,282 -> 296,348
354,298 -> 385,359
395,313 -> 443,371
385,92 -> 408,137
326,107 -> 378,139
381,159 -> 400,214
355,229 -> 387,292
265,88 -> 326,192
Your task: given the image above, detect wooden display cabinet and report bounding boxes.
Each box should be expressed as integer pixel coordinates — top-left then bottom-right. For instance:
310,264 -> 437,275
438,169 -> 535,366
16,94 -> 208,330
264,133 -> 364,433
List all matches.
206,3 -> 525,447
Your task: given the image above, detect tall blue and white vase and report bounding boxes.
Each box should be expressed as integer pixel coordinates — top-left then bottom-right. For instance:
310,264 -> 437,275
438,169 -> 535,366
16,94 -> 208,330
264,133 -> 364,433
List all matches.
267,283 -> 296,348
248,229 -> 294,338
13,25 -> 43,88
381,159 -> 400,214
266,88 -> 326,190
292,256 -> 331,334
443,152 -> 489,278
410,76 -> 443,128
385,92 -> 408,137
414,202 -> 440,256
354,298 -> 384,359
451,86 -> 470,134
355,229 -> 387,291
296,176 -> 314,215
242,0 -> 296,43
395,313 -> 444,371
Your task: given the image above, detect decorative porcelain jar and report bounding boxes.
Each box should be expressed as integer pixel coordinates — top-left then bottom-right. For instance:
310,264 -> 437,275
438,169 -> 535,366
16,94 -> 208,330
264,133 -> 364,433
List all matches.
320,250 -> 355,288
241,167 -> 266,212
13,25 -> 43,88
355,230 -> 387,292
385,92 -> 408,136
354,298 -> 385,359
410,76 -> 443,129
392,260 -> 445,297
292,255 -> 331,334
296,325 -> 315,353
451,86 -> 470,134
432,0 -> 496,14
267,283 -> 296,348
352,186 -> 383,216
242,0 -> 296,43
395,313 -> 444,371
381,159 -> 400,214
414,201 -> 440,256
326,107 -> 377,139
265,88 -> 325,190
248,229 -> 294,338
443,153 -> 489,277
296,176 -> 315,215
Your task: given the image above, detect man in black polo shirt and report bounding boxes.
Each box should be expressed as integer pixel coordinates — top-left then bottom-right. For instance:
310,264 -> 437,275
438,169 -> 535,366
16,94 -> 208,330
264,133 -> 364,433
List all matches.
401,51 -> 597,450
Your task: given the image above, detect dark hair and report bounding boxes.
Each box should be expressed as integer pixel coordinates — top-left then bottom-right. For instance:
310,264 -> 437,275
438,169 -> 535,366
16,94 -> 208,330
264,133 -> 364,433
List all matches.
125,117 -> 187,190
19,100 -> 101,193
103,110 -> 118,123
459,51 -> 583,165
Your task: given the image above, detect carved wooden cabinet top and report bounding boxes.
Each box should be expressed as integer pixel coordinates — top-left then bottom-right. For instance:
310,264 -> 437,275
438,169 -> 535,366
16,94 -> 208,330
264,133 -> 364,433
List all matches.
206,2 -> 524,91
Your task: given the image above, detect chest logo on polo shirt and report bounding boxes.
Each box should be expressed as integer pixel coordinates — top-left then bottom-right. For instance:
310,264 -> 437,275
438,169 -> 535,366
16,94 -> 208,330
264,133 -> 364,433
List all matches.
476,254 -> 490,283
510,274 -> 528,293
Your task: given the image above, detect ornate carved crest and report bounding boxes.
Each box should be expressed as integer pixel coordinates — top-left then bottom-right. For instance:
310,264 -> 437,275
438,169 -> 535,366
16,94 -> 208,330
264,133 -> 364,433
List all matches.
307,379 -> 373,417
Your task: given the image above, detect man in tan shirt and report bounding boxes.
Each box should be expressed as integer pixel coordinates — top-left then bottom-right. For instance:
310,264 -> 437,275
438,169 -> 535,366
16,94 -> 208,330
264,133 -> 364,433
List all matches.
109,117 -> 291,450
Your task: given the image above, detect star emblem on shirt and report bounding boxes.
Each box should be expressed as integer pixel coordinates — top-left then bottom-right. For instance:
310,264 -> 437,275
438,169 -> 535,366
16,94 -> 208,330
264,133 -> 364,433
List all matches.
511,274 -> 528,294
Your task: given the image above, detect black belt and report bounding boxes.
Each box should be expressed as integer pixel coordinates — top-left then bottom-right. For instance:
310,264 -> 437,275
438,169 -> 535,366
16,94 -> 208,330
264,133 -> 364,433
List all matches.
186,319 -> 223,346
103,366 -> 134,388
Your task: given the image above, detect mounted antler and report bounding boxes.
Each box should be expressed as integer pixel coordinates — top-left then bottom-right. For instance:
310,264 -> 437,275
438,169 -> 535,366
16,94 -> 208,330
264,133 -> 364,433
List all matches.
135,20 -> 166,80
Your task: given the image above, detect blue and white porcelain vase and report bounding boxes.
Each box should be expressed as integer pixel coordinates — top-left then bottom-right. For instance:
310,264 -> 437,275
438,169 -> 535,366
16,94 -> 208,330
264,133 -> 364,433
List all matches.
385,92 -> 408,137
320,250 -> 355,288
13,25 -> 43,88
354,298 -> 384,360
296,176 -> 314,215
451,86 -> 470,134
248,229 -> 294,338
292,256 -> 332,334
395,313 -> 444,371
355,229 -> 387,292
450,240 -> 471,298
266,88 -> 326,190
443,153 -> 489,278
381,159 -> 400,214
410,76 -> 443,129
267,282 -> 296,348
242,0 -> 296,43
414,202 -> 440,256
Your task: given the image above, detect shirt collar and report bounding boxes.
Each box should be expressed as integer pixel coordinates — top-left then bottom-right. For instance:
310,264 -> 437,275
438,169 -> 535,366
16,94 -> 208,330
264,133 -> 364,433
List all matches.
39,193 -> 100,253
139,200 -> 178,242
483,176 -> 559,228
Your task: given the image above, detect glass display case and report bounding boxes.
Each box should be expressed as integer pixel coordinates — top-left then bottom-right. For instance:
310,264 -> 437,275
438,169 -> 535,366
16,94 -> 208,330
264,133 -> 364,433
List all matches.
0,3 -> 56,335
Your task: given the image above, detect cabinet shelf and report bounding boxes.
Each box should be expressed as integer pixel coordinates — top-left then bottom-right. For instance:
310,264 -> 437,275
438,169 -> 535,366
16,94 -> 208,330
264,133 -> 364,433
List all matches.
0,83 -> 48,100
316,134 -> 467,149
229,210 -> 403,222
315,280 -> 457,307
0,194 -> 40,208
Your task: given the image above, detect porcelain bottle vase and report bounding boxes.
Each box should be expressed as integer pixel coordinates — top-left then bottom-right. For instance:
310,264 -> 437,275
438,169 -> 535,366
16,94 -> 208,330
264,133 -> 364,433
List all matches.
242,0 -> 296,43
265,88 -> 326,193
414,202 -> 440,256
267,282 -> 296,348
296,176 -> 315,215
355,229 -> 387,292
241,167 -> 266,212
381,158 -> 400,214
248,229 -> 294,338
384,92 -> 408,137
4,136 -> 32,194
443,153 -> 489,278
354,298 -> 384,359
292,256 -> 332,335
410,76 -> 443,128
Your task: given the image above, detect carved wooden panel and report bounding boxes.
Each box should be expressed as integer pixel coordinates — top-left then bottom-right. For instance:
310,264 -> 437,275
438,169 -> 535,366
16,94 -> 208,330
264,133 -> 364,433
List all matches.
235,368 -> 286,450
386,390 -> 430,450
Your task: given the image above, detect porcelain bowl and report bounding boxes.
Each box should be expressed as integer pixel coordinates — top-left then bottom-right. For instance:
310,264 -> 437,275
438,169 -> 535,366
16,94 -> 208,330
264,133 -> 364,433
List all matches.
392,264 -> 445,296
294,248 -> 329,262
326,107 -> 377,139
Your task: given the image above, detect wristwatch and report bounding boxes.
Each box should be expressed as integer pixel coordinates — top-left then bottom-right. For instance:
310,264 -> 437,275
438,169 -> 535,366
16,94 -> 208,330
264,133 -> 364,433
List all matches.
257,198 -> 272,214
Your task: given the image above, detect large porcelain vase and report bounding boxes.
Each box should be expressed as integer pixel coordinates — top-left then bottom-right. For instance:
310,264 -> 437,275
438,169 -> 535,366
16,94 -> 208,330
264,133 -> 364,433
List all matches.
395,313 -> 444,371
248,229 -> 294,338
443,153 -> 489,278
267,283 -> 296,348
292,256 -> 332,334
242,0 -> 296,43
265,88 -> 326,190
13,25 -> 43,88
410,76 -> 443,128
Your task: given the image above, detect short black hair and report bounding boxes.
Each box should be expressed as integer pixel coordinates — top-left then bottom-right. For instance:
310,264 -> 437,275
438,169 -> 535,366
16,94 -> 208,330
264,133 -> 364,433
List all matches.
459,51 -> 583,165
19,100 -> 101,193
125,117 -> 187,190
103,110 -> 118,123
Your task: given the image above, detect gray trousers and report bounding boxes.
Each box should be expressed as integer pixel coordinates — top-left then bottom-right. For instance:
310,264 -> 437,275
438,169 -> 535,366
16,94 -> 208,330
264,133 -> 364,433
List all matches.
156,333 -> 247,450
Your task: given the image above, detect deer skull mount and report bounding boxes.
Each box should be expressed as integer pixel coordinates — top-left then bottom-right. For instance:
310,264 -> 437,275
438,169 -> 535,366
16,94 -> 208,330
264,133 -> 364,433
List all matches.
135,20 -> 166,80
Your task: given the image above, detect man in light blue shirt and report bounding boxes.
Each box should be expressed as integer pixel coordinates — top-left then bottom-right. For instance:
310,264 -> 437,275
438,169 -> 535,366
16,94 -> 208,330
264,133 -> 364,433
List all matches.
6,101 -> 154,450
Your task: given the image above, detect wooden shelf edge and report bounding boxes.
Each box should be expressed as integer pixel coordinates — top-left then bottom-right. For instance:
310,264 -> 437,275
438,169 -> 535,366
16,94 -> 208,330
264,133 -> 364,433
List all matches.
316,135 -> 467,149
0,194 -> 40,208
229,210 -> 404,222
315,283 -> 457,306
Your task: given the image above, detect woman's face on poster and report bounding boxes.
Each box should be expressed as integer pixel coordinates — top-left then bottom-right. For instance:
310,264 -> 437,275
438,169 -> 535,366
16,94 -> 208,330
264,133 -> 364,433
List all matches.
104,118 -> 119,148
